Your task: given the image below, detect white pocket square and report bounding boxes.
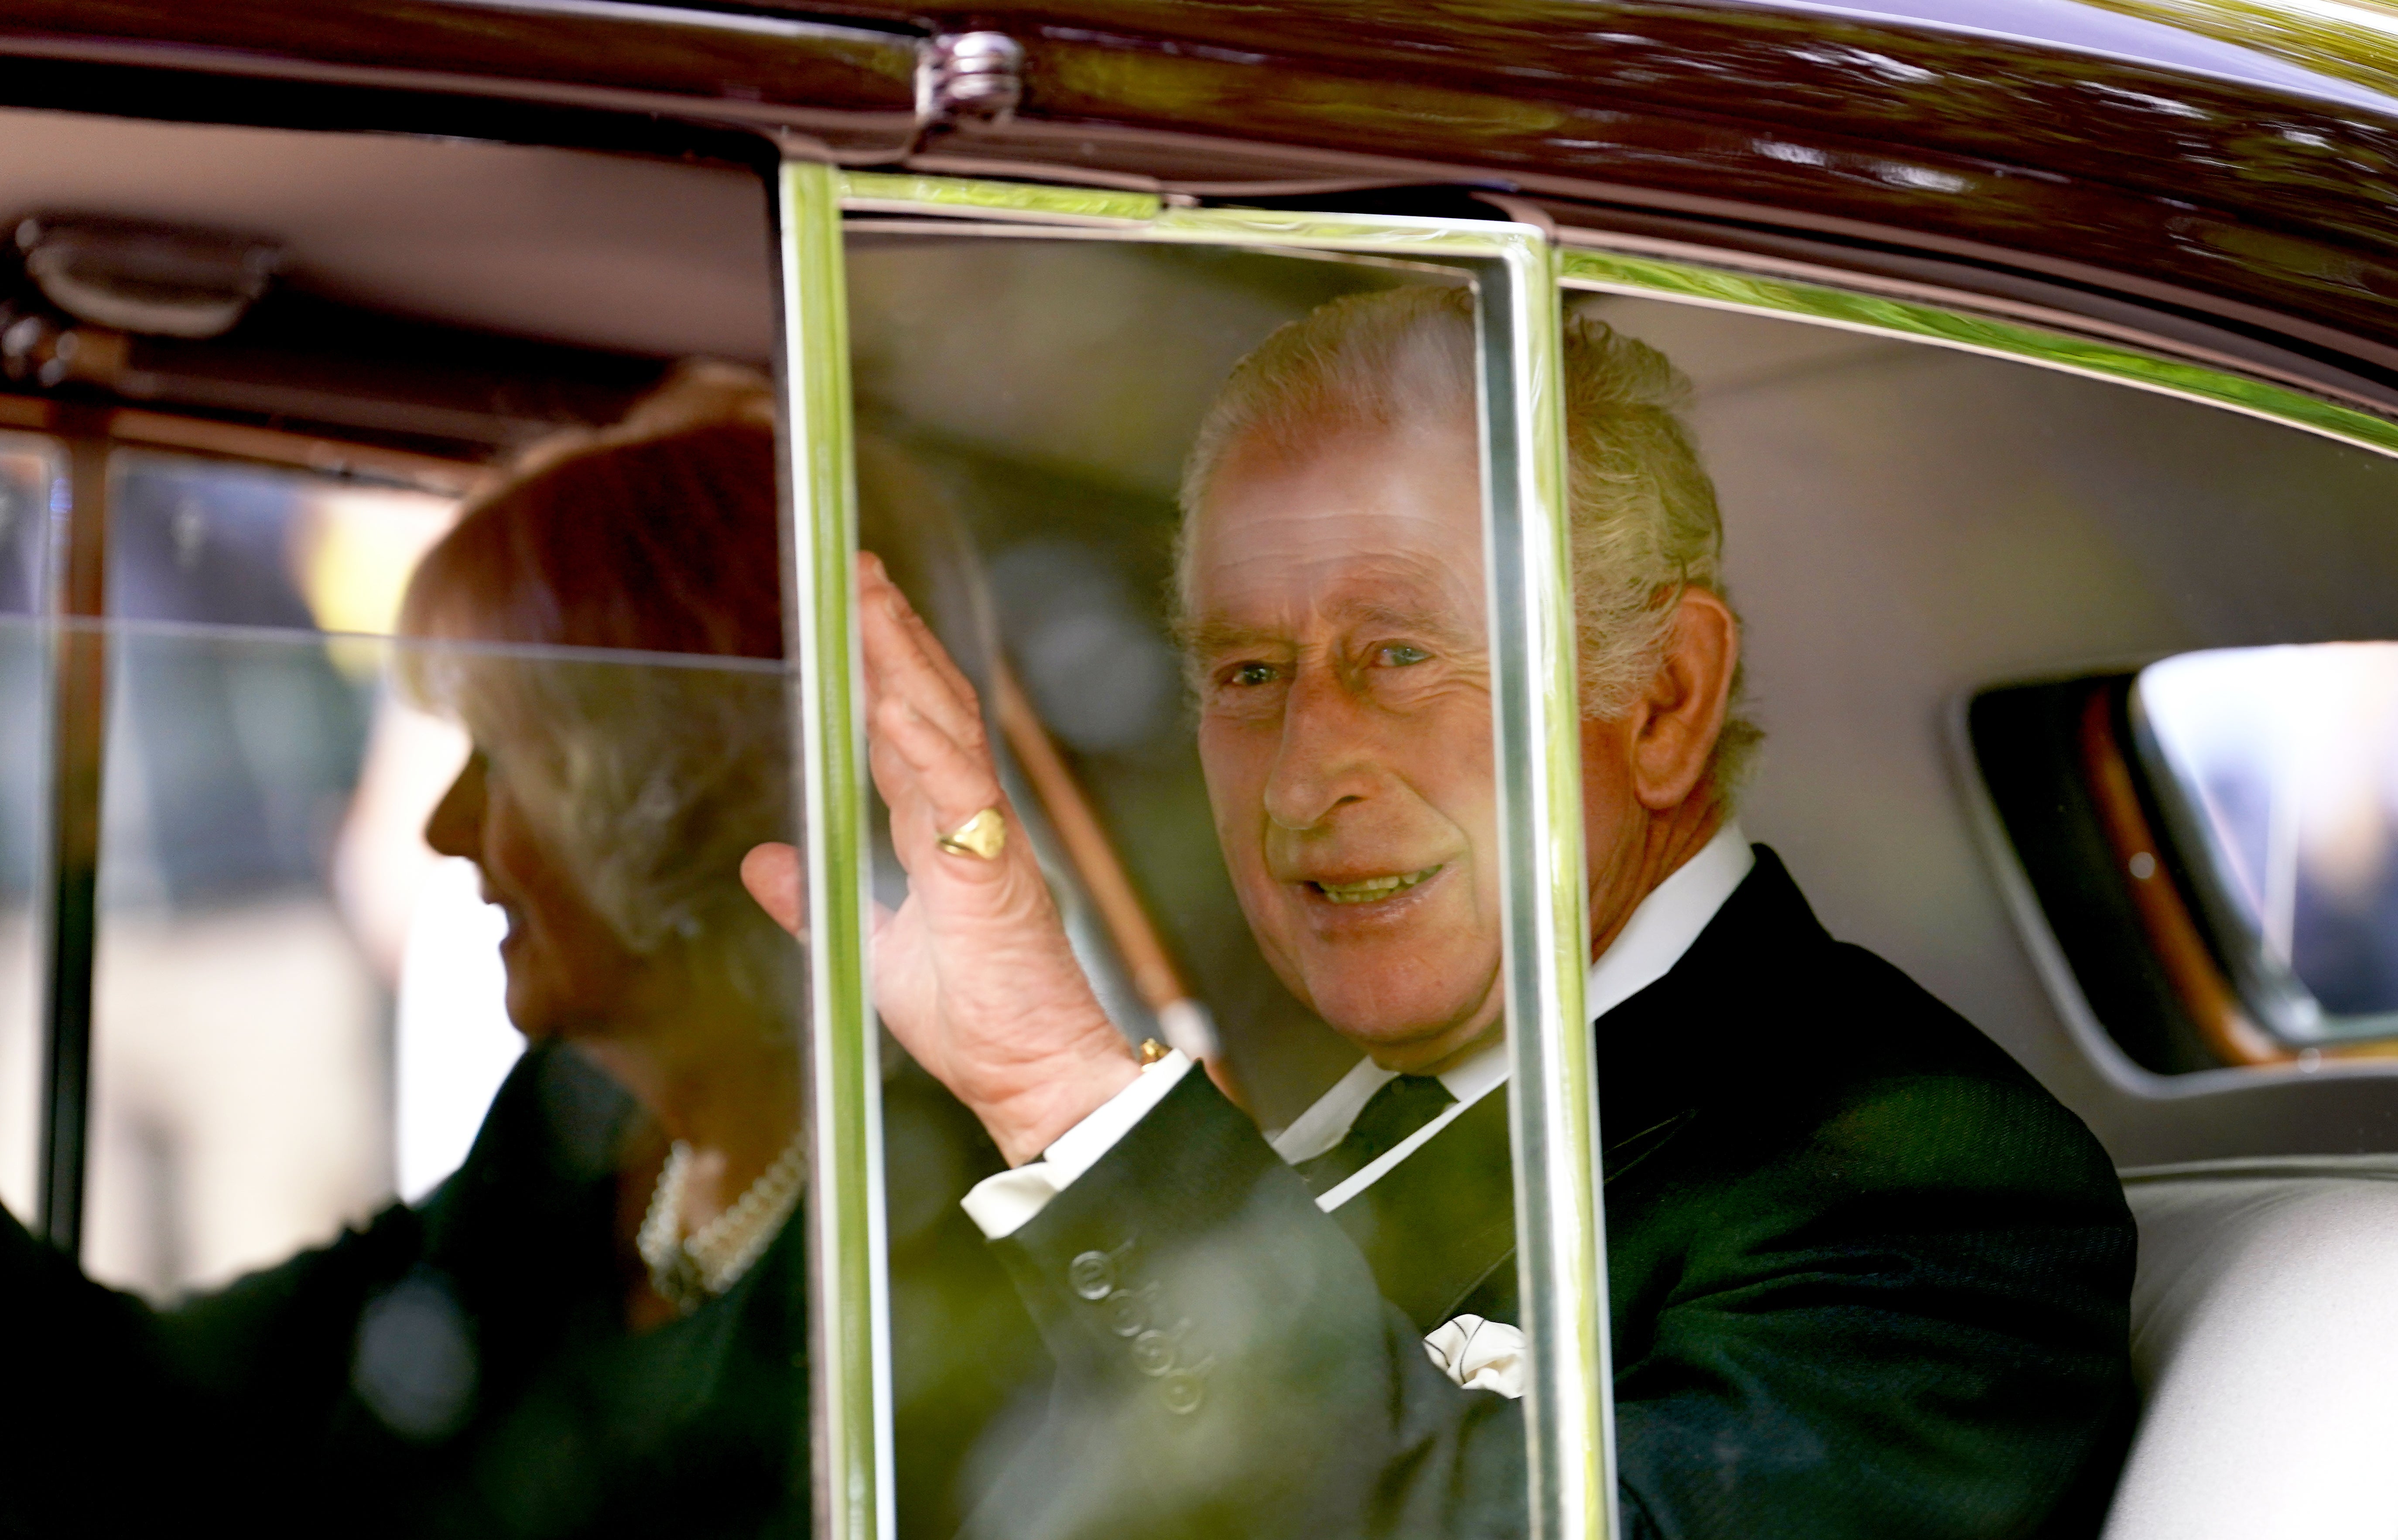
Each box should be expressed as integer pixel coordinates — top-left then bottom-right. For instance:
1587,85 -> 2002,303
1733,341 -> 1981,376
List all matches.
1423,1313 -> 1526,1398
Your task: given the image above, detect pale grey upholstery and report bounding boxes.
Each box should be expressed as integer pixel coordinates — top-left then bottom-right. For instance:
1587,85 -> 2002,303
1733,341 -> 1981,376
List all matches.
2104,1159 -> 2398,1540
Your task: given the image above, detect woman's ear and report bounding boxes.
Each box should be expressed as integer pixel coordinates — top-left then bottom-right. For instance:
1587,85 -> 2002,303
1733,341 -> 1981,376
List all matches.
1631,588 -> 1738,812
740,841 -> 806,936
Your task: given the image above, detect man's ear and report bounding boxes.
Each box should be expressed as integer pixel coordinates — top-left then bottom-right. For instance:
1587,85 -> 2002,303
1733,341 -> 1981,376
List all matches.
1629,588 -> 1738,812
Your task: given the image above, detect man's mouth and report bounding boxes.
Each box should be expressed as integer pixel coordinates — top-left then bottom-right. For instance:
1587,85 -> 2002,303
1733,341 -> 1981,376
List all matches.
1309,866 -> 1441,905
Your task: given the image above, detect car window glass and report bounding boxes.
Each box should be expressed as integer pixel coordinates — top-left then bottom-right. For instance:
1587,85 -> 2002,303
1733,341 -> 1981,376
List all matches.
74,451 -> 511,1284
847,231 -> 1523,1537
54,408 -> 819,1526
0,438 -> 58,1217
78,453 -> 466,1293
0,112 -> 824,1530
0,434 -> 51,617
86,619 -> 402,1291
106,449 -> 457,633
2138,642 -> 2398,1042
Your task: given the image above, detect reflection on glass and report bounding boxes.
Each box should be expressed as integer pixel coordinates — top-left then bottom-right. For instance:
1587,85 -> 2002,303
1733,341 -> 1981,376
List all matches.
851,239 -> 1541,1534
109,449 -> 458,633
2141,642 -> 2398,1037
0,434 -> 54,617
0,618 -> 41,1218
10,368 -> 831,1533
86,625 -> 384,1295
80,450 -> 471,1286
0,439 -> 57,1215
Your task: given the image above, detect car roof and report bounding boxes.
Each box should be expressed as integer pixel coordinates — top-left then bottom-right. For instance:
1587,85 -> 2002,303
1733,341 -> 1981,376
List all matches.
5,0 -> 2398,373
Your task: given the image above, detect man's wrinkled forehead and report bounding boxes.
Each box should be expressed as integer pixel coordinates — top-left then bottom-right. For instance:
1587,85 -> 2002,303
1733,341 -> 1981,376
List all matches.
1184,428 -> 1486,642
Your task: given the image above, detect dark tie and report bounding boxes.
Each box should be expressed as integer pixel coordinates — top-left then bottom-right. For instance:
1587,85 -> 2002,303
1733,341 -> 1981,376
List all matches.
1295,1075 -> 1457,1196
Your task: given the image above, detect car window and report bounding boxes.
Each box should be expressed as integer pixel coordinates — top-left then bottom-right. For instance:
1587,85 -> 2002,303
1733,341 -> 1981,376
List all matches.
0,111 -> 840,1537
2138,643 -> 2398,1047
828,203 -> 1582,1536
79,449 -> 491,1272
844,228 -> 1515,1535
76,449 -> 462,1292
0,435 -> 60,1217
33,407 -> 821,1513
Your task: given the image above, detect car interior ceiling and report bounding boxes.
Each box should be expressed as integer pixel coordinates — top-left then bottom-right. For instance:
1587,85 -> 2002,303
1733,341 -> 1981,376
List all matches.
0,107 -> 776,460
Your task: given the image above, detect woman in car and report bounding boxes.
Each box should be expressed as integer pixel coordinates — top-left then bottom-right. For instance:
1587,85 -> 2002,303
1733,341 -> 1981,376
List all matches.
3,366 -> 1033,1539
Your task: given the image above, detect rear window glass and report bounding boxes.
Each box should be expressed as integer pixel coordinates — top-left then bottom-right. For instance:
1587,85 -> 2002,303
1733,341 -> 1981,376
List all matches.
108,450 -> 458,633
2138,642 -> 2398,1041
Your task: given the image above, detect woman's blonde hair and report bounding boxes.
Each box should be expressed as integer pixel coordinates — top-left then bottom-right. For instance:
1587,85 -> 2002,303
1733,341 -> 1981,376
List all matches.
1176,285 -> 1762,795
397,362 -> 799,1020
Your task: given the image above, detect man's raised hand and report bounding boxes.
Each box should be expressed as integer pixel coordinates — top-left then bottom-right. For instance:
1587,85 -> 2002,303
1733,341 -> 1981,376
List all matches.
741,553 -> 1137,1165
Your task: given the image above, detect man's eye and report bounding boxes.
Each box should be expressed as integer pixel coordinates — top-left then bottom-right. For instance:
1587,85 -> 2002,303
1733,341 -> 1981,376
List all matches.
1377,644 -> 1432,667
1227,662 -> 1278,686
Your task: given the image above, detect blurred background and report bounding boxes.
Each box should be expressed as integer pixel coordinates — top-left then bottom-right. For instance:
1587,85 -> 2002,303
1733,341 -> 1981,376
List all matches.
0,448 -> 506,1296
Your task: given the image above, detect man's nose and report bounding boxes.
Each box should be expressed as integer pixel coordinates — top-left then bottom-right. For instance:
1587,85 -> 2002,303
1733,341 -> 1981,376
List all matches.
1261,669 -> 1379,831
424,751 -> 488,858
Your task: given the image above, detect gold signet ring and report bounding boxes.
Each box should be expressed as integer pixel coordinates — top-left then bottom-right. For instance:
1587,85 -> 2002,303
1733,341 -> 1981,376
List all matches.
935,807 -> 1007,860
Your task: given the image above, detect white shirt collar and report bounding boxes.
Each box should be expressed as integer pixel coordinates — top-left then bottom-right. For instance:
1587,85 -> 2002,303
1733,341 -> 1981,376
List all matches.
1269,1037 -> 1509,1164
1269,819 -> 1752,1168
1584,818 -> 1754,1021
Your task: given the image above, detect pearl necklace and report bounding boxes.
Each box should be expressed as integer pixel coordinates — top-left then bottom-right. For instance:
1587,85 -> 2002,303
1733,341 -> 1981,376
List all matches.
637,1128 -> 806,1315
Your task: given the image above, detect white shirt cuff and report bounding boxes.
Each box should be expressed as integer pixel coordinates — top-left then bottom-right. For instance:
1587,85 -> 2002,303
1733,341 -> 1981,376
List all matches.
958,1050 -> 1194,1240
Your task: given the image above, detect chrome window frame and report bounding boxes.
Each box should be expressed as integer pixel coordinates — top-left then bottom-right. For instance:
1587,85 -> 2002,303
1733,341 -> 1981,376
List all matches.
780,160 -> 892,1540
775,163 -> 1613,1540
1558,242 -> 2398,458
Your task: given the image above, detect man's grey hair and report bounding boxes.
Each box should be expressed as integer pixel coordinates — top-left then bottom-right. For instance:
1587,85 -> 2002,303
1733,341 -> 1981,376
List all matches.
1174,283 -> 1762,796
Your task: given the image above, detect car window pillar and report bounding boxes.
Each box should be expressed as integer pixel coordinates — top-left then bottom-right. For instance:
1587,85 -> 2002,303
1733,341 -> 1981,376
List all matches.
777,157 -> 895,1540
37,416 -> 111,1250
1477,239 -> 1617,1540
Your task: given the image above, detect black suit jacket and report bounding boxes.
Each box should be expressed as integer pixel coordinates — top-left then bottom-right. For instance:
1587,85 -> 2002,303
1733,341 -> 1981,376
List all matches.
2,1045 -> 814,1540
0,1044 -> 1034,1540
969,849 -> 2136,1540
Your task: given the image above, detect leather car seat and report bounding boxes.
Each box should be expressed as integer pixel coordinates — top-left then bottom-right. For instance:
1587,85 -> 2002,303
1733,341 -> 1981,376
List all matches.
2103,1159 -> 2398,1540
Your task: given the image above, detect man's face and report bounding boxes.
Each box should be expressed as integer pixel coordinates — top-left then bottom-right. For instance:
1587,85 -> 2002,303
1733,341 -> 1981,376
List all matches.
1187,425 -> 1503,1071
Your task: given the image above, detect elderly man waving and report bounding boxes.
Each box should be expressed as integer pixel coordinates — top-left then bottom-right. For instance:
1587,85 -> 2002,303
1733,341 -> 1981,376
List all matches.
746,286 -> 2135,1539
